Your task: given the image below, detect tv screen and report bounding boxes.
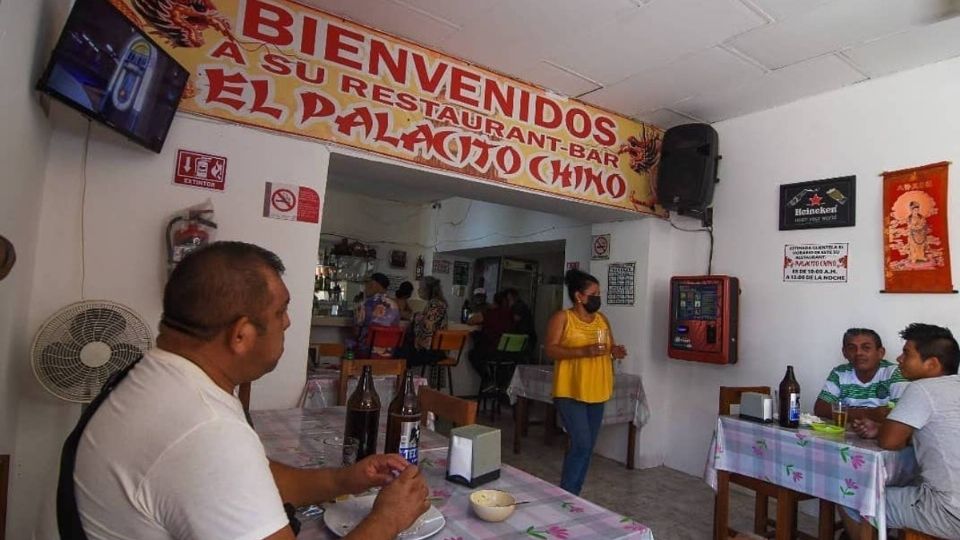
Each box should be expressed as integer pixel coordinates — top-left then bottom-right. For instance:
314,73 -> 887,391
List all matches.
36,0 -> 189,153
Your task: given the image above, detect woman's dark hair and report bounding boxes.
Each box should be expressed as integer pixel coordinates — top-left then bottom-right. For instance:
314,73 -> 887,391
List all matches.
564,269 -> 599,303
396,281 -> 414,299
421,276 -> 445,303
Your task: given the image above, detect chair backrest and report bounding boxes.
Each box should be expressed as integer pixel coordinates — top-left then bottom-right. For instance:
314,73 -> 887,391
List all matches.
718,386 -> 771,415
312,342 -> 346,359
418,387 -> 477,429
497,333 -> 528,353
338,358 -> 407,406
366,325 -> 405,357
430,329 -> 469,364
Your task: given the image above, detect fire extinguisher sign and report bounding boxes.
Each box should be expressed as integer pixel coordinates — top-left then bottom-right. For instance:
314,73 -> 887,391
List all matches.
174,149 -> 227,191
263,182 -> 321,224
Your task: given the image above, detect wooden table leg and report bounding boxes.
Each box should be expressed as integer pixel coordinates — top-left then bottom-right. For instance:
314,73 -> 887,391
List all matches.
775,487 -> 796,540
714,470 -> 730,540
626,422 -> 636,470
818,500 -> 835,540
514,396 -> 527,454
520,400 -> 529,437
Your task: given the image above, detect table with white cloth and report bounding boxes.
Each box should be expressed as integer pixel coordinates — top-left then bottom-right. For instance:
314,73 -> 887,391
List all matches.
506,364 -> 650,469
252,407 -> 655,540
704,415 -> 918,540
299,365 -> 428,409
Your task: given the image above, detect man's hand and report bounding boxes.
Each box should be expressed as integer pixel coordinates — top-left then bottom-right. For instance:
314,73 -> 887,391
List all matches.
337,454 -> 410,495
367,464 -> 430,536
851,418 -> 880,439
611,344 -> 627,359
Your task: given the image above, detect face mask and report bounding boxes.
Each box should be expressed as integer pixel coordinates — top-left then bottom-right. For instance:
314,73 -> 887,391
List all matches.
584,295 -> 602,313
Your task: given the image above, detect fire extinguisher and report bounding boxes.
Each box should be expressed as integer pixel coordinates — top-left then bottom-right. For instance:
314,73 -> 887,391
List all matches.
415,255 -> 424,279
166,208 -> 216,272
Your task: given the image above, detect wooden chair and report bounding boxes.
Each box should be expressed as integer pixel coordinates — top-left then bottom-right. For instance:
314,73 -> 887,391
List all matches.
428,329 -> 469,396
419,387 -> 477,429
365,325 -> 405,358
901,530 -> 945,540
309,342 -> 345,365
478,333 -> 528,419
337,358 -> 406,406
715,386 -> 834,540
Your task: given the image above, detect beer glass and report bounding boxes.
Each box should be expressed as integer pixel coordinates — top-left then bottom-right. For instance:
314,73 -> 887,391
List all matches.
322,436 -> 359,467
832,401 -> 847,429
596,327 -> 608,354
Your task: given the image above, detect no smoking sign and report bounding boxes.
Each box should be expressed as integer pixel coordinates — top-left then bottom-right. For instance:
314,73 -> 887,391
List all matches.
263,182 -> 321,224
591,234 -> 611,260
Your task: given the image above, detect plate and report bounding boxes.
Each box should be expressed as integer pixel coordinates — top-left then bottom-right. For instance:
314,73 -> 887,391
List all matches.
810,422 -> 844,434
324,494 -> 445,539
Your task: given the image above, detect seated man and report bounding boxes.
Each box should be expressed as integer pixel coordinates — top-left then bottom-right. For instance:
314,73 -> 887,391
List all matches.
845,323 -> 960,539
65,242 -> 428,540
813,328 -> 908,422
394,280 -> 415,321
354,272 -> 400,357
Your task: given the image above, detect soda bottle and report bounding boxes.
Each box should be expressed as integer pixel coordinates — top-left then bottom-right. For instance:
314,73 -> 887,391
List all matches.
384,371 -> 421,464
778,365 -> 801,428
344,365 -> 380,459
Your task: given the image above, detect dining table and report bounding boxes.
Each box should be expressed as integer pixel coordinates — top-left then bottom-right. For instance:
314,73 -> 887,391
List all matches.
251,407 -> 655,539
300,362 -> 429,409
704,415 -> 918,540
506,364 -> 650,469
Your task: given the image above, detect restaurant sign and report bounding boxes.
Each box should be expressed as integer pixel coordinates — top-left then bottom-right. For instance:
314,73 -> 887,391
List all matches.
783,243 -> 848,283
110,0 -> 663,215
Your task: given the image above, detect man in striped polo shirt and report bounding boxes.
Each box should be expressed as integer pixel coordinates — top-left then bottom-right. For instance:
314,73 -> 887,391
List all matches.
813,328 -> 909,422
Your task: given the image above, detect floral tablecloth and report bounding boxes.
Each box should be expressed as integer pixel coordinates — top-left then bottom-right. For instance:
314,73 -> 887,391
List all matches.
506,365 -> 650,427
299,367 -> 428,409
253,409 -> 654,539
704,416 -> 917,535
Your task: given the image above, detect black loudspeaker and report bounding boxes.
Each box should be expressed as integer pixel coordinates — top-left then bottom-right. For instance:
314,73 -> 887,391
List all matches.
656,123 -> 719,212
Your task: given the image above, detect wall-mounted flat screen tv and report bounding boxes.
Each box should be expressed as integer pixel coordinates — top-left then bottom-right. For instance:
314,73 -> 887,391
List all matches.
36,0 -> 189,153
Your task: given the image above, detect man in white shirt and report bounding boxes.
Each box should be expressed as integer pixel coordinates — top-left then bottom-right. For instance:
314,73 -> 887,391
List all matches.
70,241 -> 429,539
847,323 -> 960,539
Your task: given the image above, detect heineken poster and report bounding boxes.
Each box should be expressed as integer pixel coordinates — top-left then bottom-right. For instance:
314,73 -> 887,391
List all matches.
779,176 -> 856,230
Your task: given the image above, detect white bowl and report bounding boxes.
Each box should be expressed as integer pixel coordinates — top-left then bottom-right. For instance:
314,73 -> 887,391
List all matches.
469,489 -> 516,522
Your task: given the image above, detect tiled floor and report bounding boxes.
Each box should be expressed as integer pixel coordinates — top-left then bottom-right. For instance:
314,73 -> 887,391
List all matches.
480,403 -> 819,540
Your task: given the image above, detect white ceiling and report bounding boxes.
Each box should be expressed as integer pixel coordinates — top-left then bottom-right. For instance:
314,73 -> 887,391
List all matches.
303,0 -> 960,127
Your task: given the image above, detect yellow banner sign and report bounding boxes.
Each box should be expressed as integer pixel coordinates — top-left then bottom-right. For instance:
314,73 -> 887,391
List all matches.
113,0 -> 664,214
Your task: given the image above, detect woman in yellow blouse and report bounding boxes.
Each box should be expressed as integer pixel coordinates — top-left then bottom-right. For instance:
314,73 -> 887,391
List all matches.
544,269 -> 627,495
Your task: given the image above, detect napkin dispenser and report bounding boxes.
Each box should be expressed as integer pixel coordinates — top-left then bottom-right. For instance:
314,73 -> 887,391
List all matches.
446,425 -> 500,487
739,392 -> 774,422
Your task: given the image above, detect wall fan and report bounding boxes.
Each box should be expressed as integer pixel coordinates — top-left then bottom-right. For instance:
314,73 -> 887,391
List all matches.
31,300 -> 153,403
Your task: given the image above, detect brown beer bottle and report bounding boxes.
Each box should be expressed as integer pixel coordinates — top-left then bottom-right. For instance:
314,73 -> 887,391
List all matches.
384,371 -> 421,464
778,365 -> 801,428
344,365 -> 381,459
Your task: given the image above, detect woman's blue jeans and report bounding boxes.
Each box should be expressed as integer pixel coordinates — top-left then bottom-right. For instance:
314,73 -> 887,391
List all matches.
554,397 -> 605,495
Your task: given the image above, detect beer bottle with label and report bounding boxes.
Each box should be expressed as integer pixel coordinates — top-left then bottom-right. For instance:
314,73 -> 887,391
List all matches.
344,365 -> 381,459
778,365 -> 801,428
384,371 -> 421,464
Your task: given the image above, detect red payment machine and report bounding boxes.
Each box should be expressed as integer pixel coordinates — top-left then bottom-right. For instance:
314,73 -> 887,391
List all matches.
668,275 -> 739,364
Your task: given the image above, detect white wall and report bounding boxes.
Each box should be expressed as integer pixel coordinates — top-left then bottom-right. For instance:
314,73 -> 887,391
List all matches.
626,56 -> 960,478
0,0 -> 72,537
11,110 -> 329,538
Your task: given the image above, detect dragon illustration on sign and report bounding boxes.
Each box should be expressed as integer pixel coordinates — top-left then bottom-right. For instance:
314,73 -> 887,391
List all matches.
110,0 -> 233,48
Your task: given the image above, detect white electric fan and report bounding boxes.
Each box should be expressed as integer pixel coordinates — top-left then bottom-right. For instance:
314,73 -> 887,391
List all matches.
31,300 -> 153,403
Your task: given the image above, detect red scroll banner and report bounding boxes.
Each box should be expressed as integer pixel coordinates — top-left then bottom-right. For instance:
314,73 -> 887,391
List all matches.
882,162 -> 955,293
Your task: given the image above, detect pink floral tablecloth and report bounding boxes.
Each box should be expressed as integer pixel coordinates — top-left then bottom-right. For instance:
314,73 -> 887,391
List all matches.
253,409 -> 654,539
704,416 -> 917,536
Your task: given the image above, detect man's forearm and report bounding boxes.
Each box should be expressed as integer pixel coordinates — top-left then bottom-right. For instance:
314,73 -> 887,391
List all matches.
847,406 -> 891,422
344,515 -> 401,540
270,460 -> 345,506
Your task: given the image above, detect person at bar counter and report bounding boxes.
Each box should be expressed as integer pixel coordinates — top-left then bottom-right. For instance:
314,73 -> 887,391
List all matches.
544,269 -> 627,495
403,276 -> 449,368
844,323 -> 960,539
813,328 -> 909,422
354,272 -> 400,358
66,242 -> 428,540
468,291 -> 515,391
393,280 -> 415,321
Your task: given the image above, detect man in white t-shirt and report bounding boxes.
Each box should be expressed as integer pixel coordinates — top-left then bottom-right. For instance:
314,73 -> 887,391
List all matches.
846,323 -> 960,539
71,242 -> 429,540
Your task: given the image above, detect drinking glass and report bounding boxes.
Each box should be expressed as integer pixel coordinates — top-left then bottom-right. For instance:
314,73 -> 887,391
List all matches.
596,327 -> 608,354
322,436 -> 359,467
832,401 -> 847,429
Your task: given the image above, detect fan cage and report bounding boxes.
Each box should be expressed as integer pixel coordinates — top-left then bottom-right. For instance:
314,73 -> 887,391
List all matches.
32,300 -> 153,403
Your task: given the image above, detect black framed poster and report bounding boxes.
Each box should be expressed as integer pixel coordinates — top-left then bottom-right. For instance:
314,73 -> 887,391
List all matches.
779,176 -> 856,230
